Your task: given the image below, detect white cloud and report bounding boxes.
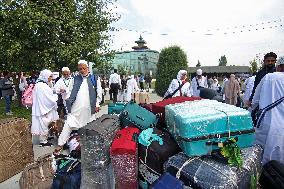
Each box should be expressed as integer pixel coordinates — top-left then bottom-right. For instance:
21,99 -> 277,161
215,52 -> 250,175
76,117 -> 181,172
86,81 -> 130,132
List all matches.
110,0 -> 284,66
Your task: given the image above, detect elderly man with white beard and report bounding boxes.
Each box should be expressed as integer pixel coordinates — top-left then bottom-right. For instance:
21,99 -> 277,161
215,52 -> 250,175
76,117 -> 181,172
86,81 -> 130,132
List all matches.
55,60 -> 102,152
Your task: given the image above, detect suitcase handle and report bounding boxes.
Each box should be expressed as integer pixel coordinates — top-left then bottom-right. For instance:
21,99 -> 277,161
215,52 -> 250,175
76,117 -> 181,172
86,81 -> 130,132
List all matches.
136,115 -> 145,121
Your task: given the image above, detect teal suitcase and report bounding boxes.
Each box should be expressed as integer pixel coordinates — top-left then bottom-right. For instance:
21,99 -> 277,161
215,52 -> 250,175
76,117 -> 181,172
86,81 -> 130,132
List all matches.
120,101 -> 158,130
108,102 -> 127,114
165,100 -> 255,156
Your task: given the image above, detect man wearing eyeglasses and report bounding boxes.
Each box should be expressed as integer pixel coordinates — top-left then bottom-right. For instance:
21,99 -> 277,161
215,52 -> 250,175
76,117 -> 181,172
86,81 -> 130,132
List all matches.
54,67 -> 74,116
248,52 -> 277,106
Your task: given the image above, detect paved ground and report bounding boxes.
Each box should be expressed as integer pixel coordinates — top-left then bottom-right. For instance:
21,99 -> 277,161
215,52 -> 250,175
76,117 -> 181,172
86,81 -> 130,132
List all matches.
0,91 -> 162,189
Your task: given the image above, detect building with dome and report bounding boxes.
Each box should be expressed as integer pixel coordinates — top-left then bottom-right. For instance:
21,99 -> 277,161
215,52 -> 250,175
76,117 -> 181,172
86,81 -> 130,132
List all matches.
111,35 -> 159,76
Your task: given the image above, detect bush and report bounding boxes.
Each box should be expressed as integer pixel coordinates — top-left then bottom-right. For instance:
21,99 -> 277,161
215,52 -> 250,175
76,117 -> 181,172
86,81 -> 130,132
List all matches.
155,45 -> 188,96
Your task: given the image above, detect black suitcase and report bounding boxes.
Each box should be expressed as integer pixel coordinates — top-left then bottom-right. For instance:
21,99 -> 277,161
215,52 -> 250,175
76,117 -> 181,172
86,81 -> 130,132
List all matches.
78,114 -> 119,189
164,145 -> 263,189
259,160 -> 284,189
138,128 -> 181,185
199,88 -> 218,100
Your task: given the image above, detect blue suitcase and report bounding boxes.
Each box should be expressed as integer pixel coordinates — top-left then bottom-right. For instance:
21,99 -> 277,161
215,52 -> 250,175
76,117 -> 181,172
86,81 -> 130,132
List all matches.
120,101 -> 158,130
108,102 -> 127,114
165,100 -> 255,156
150,172 -> 183,189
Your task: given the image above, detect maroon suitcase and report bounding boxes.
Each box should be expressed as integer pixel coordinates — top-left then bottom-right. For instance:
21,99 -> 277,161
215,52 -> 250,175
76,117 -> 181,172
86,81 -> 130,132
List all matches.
152,96 -> 202,123
110,127 -> 140,189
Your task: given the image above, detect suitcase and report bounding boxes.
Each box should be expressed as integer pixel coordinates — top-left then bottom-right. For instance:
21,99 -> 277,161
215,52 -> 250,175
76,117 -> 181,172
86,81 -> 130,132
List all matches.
140,103 -> 153,112
120,102 -> 158,130
132,92 -> 140,103
150,172 -> 184,189
199,88 -> 218,100
151,96 -> 201,124
19,154 -> 53,189
0,118 -> 34,182
108,102 -> 127,114
259,160 -> 284,189
110,127 -> 140,189
165,100 -> 255,156
164,145 -> 263,189
78,114 -> 119,189
139,128 -> 181,185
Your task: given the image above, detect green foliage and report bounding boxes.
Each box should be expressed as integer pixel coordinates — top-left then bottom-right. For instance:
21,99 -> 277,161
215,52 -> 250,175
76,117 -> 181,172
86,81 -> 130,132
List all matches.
249,58 -> 258,74
218,55 -> 228,66
0,0 -> 119,72
220,138 -> 243,167
155,45 -> 188,96
196,60 -> 201,67
117,64 -> 127,76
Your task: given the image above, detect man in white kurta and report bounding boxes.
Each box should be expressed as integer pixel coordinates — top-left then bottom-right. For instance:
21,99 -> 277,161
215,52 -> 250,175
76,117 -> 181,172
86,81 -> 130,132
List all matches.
53,67 -> 74,106
164,70 -> 191,98
126,75 -> 139,102
32,69 -> 59,147
190,69 -> 208,97
252,59 -> 284,165
56,60 -> 102,152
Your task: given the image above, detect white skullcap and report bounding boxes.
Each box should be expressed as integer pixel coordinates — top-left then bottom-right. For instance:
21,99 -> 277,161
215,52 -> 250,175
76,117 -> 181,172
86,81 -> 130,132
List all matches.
196,69 -> 202,75
78,60 -> 88,67
277,56 -> 284,65
62,67 -> 70,72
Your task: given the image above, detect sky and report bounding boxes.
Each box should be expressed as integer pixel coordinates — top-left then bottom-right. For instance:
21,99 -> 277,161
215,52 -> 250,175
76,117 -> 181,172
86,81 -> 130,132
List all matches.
109,0 -> 284,67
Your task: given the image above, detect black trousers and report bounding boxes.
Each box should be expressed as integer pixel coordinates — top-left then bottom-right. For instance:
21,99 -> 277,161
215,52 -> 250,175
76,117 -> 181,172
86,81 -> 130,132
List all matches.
110,83 -> 119,103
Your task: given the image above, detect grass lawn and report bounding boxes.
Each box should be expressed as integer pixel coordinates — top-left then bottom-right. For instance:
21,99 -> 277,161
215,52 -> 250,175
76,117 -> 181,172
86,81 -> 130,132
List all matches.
0,99 -> 32,121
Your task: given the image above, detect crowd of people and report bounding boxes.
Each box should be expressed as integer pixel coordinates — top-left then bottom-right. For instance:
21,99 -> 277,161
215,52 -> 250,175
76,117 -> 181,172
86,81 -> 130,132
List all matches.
0,51 -> 283,165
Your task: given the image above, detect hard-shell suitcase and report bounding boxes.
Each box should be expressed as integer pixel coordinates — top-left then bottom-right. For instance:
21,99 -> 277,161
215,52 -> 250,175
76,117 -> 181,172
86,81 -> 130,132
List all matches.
164,145 -> 263,189
110,127 -> 140,189
150,172 -> 184,189
165,100 -> 255,156
151,96 -> 201,123
108,102 -> 127,114
0,118 -> 34,182
120,102 -> 158,130
259,160 -> 284,189
19,154 -> 53,189
139,128 -> 181,185
78,114 -> 119,189
132,91 -> 150,104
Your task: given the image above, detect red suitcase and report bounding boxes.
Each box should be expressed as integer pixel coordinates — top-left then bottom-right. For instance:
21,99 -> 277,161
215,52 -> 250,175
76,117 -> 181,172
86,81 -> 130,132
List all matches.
110,127 -> 140,189
152,96 -> 202,123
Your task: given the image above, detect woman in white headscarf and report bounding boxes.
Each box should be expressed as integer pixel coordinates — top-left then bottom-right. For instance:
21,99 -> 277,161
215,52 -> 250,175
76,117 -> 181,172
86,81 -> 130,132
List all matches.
31,69 -> 59,147
212,78 -> 220,91
164,70 -> 191,99
126,75 -> 139,102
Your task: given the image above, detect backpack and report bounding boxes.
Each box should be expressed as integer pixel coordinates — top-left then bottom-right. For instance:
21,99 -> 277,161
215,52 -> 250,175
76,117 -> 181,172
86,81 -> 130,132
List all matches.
51,158 -> 81,189
21,84 -> 35,107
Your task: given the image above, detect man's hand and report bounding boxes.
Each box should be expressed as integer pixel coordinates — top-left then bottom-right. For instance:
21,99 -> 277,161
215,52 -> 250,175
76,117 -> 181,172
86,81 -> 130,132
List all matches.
95,107 -> 100,112
60,88 -> 66,93
54,146 -> 63,155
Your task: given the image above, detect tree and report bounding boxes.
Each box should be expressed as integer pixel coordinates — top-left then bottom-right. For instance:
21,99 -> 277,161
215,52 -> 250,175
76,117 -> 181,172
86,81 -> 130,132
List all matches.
117,64 -> 127,76
0,0 -> 119,72
218,55 -> 228,66
155,45 -> 188,96
249,58 -> 258,73
196,60 -> 201,67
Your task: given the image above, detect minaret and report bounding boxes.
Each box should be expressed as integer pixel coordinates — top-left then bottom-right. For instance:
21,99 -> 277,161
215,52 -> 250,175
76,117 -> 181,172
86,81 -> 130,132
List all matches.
132,35 -> 149,50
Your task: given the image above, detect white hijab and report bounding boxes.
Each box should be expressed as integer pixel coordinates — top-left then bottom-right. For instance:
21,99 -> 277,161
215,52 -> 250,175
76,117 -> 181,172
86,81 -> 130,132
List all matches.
38,69 -> 52,83
177,70 -> 187,80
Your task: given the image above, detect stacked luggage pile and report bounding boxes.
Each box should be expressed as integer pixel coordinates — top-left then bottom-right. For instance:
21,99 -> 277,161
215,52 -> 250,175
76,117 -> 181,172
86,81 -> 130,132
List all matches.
10,96 -> 266,188
101,97 -> 263,189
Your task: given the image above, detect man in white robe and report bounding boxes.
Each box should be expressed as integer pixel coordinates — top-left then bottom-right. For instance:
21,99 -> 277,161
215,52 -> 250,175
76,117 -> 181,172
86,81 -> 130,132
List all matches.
54,67 -> 73,116
243,75 -> 256,109
32,69 -> 59,147
190,69 -> 208,97
252,57 -> 284,165
164,70 -> 191,98
126,75 -> 139,102
56,60 -> 102,152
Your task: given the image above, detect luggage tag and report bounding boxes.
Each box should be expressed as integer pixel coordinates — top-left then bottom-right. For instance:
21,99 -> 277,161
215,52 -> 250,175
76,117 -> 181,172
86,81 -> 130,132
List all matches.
217,134 -> 223,148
